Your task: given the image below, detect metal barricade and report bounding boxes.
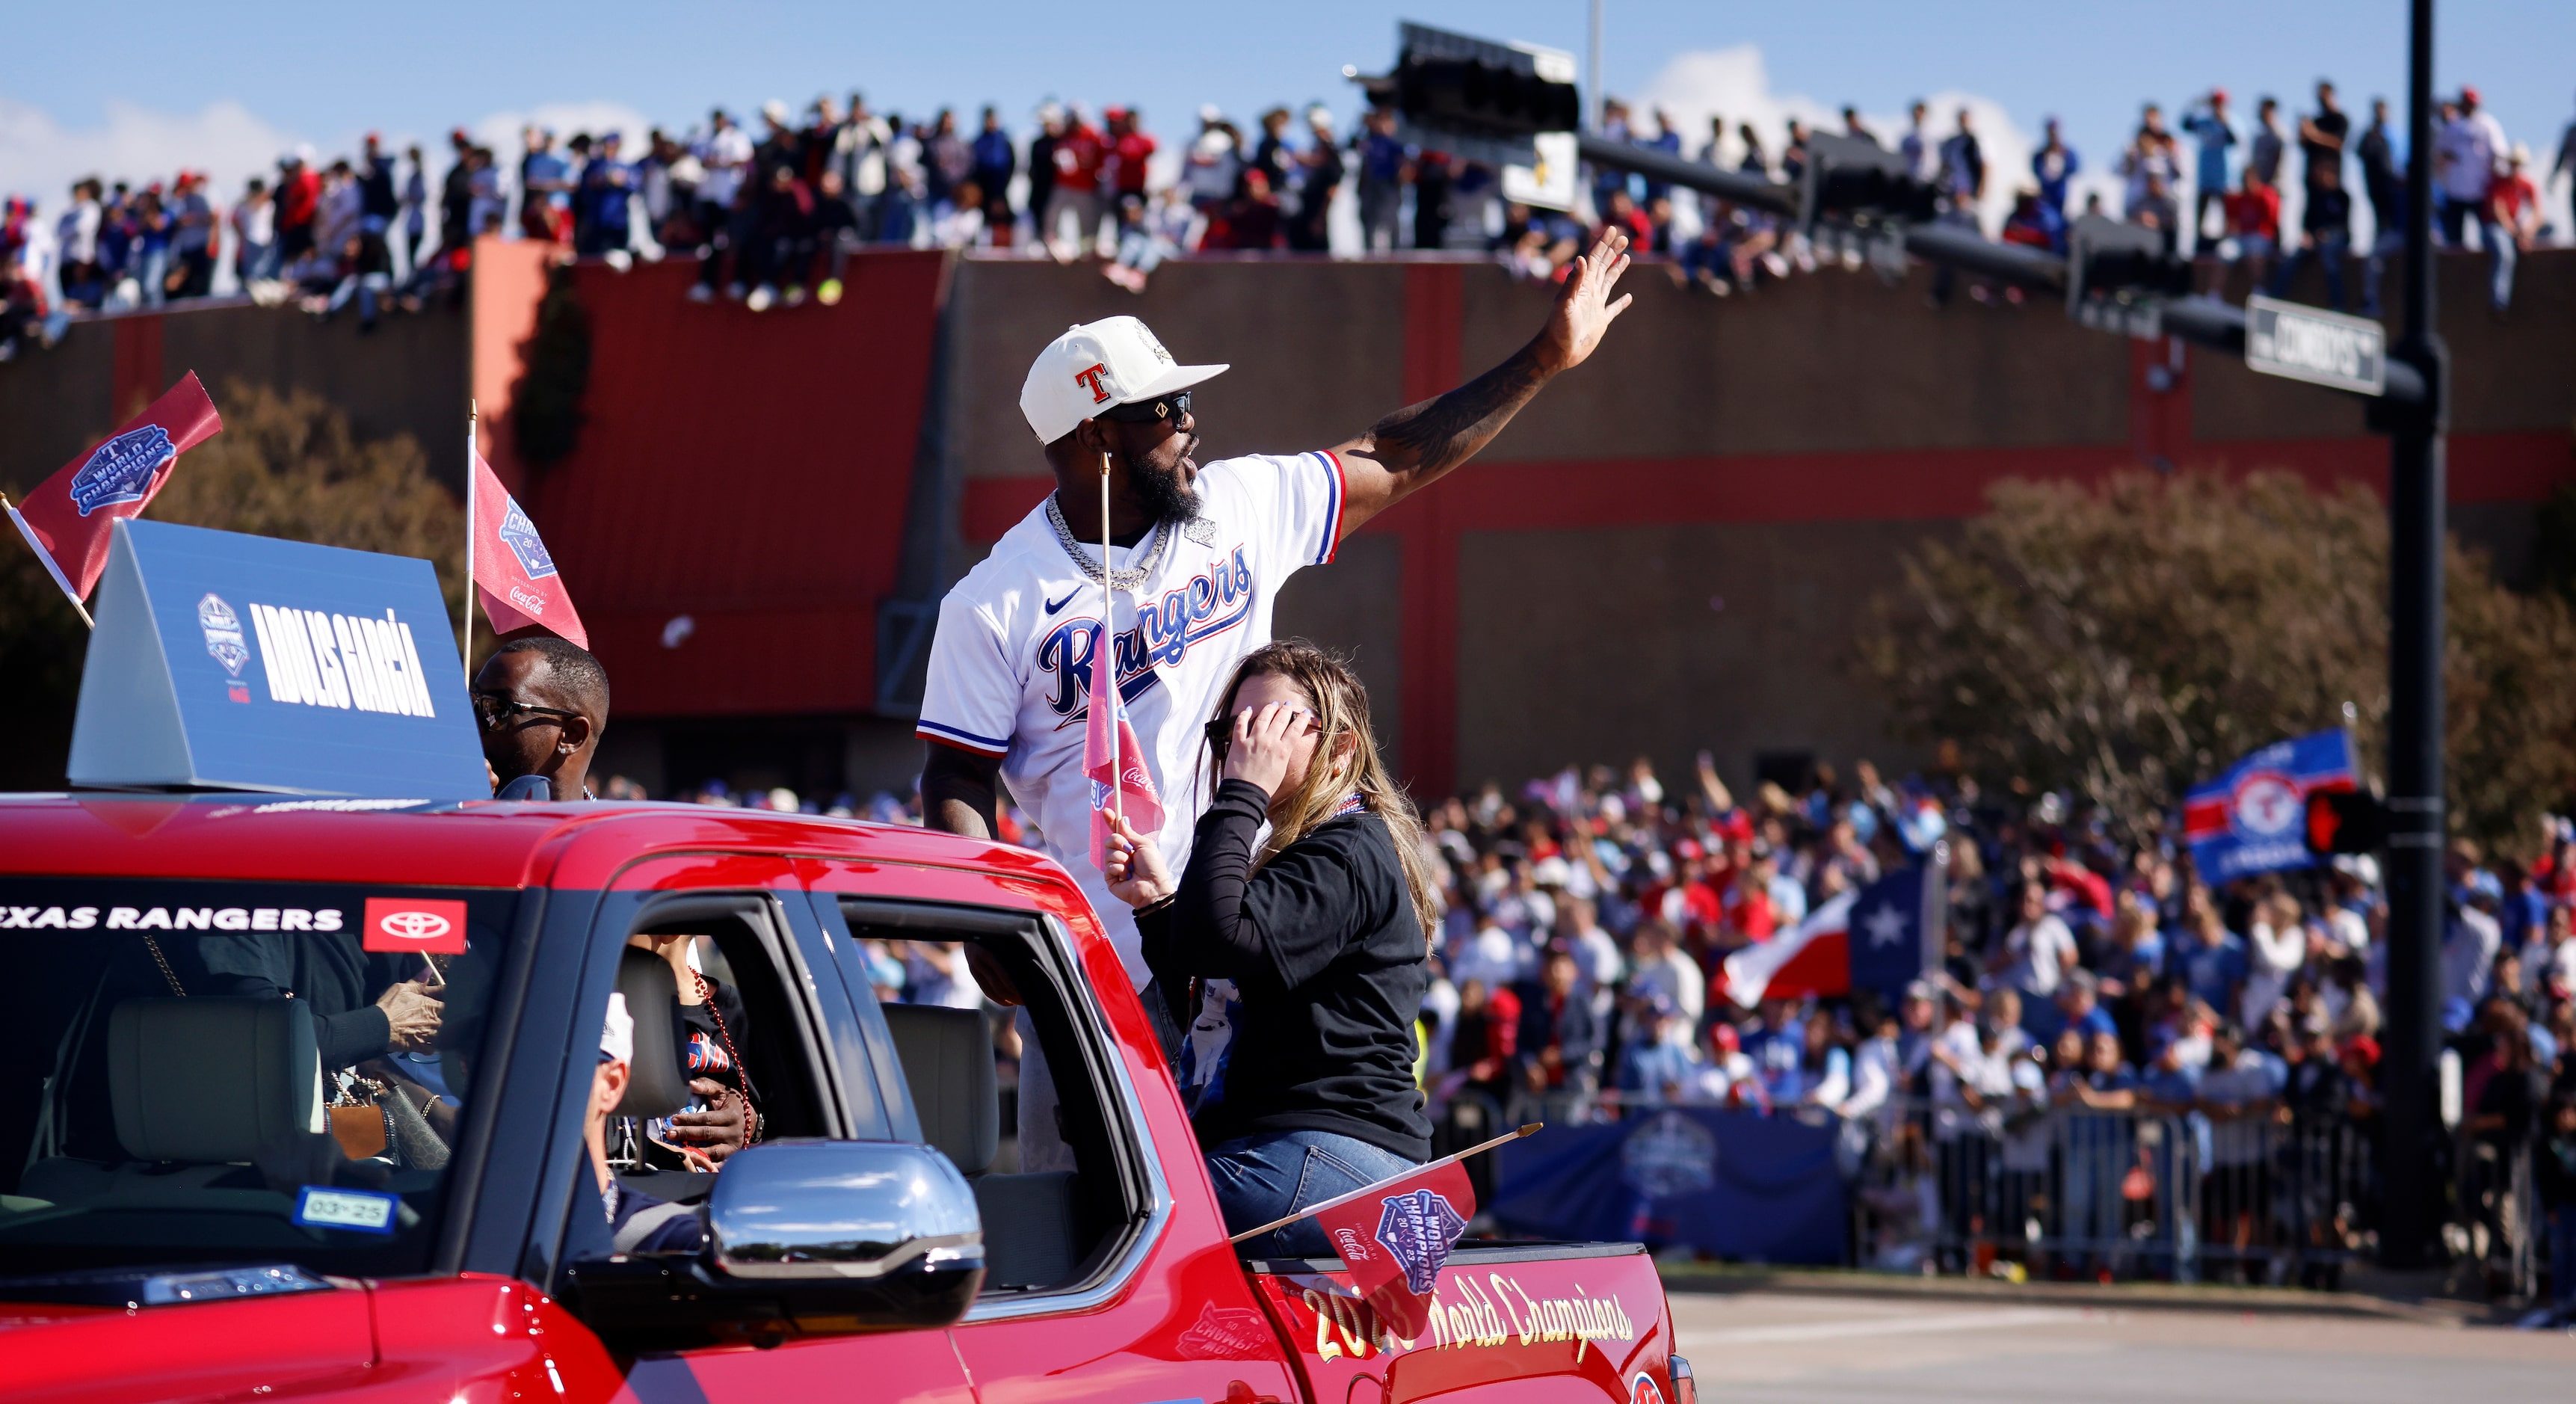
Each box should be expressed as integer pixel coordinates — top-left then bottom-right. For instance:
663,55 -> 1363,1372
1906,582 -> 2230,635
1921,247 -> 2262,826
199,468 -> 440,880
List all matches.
1843,1096 -> 2374,1285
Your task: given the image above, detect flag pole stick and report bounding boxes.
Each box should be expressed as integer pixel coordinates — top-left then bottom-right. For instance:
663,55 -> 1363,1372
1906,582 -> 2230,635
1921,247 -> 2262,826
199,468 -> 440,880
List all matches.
1102,453 -> 1120,829
1,492 -> 93,629
1227,1124 -> 1542,1245
461,401 -> 476,660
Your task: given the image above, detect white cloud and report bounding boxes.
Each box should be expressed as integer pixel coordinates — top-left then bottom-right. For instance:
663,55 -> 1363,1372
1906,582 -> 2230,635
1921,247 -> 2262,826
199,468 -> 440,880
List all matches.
0,96 -> 299,210
1627,45 -> 2051,235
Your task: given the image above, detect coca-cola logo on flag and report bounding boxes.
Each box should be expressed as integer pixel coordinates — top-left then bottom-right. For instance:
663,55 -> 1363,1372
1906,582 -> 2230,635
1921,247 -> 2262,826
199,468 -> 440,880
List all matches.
1372,1187 -> 1467,1295
69,425 -> 178,516
362,897 -> 469,954
496,498 -> 559,578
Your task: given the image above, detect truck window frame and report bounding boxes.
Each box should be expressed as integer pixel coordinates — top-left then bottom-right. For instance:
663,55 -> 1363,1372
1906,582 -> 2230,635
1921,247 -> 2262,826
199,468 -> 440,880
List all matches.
816,896 -> 1175,1321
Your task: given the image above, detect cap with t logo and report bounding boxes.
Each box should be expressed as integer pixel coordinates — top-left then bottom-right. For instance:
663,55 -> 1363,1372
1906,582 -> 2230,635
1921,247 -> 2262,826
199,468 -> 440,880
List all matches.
1019,315 -> 1228,444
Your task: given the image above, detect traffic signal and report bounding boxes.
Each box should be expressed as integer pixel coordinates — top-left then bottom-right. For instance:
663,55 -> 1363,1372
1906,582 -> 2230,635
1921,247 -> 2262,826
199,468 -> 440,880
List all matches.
1388,22 -> 1581,168
1798,131 -> 1939,234
2305,787 -> 2388,857
2066,215 -> 2193,338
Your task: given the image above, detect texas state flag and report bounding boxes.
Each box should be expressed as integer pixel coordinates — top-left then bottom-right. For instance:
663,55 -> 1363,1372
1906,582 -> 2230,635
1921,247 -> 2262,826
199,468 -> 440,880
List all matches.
471,451 -> 588,648
1084,617 -> 1163,871
1722,865 -> 1939,1008
7,372 -> 222,603
1310,1158 -> 1475,1340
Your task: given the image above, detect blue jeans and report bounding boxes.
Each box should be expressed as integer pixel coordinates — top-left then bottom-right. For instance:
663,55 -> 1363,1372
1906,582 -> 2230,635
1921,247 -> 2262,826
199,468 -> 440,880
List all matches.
1205,1129 -> 1418,1259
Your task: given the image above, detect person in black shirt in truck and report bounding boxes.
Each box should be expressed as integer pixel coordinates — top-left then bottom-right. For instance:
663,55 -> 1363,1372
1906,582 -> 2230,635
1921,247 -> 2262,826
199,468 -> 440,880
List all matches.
1103,641 -> 1442,1257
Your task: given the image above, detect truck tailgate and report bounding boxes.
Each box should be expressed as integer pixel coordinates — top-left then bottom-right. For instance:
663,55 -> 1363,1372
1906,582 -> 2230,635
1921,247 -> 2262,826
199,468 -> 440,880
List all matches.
1244,1241 -> 1677,1403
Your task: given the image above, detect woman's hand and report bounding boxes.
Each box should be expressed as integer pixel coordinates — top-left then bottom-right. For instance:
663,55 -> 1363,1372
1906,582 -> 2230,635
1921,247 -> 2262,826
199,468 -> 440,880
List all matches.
1219,701 -> 1309,798
1103,813 -> 1176,908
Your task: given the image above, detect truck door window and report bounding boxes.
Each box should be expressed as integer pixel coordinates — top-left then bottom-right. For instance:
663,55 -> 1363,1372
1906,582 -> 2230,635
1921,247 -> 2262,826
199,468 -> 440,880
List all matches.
0,877 -> 518,1278
828,899 -> 1155,1299
583,899 -> 841,1230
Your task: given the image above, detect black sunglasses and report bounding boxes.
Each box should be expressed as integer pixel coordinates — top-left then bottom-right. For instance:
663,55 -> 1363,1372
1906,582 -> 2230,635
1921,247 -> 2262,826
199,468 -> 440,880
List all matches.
472,692 -> 582,730
1100,390 -> 1191,425
1202,706 -> 1320,750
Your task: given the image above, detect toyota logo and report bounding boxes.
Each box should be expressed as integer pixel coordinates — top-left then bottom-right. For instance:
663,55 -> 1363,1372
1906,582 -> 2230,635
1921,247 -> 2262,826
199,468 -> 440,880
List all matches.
378,909 -> 452,941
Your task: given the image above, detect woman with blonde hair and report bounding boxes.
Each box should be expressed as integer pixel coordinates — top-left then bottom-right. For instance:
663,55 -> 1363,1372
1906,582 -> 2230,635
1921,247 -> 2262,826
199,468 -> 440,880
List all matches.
1103,639 -> 1440,1254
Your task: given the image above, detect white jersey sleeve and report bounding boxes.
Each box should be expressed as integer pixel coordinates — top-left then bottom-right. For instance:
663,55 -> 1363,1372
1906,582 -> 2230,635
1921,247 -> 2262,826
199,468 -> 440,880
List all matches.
916,591 -> 1017,757
1217,450 -> 1346,576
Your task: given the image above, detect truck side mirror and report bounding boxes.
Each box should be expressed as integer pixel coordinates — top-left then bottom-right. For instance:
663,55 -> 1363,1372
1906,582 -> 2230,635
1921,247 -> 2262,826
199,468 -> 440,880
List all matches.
564,1140 -> 984,1348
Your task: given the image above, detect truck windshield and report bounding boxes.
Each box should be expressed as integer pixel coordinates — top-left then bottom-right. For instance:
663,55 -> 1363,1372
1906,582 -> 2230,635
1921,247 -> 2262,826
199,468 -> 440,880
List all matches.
0,876 -> 517,1278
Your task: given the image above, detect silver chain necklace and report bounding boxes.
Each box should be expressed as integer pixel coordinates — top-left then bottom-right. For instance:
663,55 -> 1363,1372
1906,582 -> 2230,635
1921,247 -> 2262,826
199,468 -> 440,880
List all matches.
1046,492 -> 1170,591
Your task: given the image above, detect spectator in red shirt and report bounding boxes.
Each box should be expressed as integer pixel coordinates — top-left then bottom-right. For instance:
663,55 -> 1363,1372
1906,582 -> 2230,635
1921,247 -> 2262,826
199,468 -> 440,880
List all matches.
1107,106 -> 1156,228
1044,106 -> 1106,258
275,148 -> 321,264
1597,188 -> 1654,250
2225,166 -> 2281,283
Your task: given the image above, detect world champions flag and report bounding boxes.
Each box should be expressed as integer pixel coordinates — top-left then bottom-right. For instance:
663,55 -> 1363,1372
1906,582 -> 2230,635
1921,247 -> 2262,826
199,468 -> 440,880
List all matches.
469,450 -> 588,648
1308,1158 -> 1477,1340
2181,728 -> 2356,884
6,372 -> 222,606
1084,619 -> 1162,871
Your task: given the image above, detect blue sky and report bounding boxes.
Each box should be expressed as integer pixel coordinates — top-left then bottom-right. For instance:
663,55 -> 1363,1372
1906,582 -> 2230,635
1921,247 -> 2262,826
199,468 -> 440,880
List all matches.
4,0 -> 2572,215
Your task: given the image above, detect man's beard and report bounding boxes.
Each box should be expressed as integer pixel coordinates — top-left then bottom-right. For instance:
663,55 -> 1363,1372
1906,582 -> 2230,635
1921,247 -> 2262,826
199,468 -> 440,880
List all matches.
1131,448 -> 1202,526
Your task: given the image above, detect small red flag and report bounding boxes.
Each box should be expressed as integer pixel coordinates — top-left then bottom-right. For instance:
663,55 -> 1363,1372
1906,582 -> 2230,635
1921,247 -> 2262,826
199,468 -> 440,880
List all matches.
1083,618 -> 1162,871
7,372 -> 222,602
1310,1159 -> 1476,1340
469,451 -> 587,648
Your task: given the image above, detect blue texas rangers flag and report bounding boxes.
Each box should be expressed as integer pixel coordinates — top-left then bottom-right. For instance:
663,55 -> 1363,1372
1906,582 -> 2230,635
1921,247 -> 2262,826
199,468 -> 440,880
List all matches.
2181,728 -> 2358,884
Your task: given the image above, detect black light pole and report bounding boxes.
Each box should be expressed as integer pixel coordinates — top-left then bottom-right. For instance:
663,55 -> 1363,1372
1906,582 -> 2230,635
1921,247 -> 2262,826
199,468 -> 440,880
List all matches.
2376,0 -> 2450,1272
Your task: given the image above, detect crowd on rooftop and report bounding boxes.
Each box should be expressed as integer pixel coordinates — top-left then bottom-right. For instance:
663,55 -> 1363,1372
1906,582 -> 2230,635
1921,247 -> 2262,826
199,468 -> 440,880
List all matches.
7,76 -> 2575,356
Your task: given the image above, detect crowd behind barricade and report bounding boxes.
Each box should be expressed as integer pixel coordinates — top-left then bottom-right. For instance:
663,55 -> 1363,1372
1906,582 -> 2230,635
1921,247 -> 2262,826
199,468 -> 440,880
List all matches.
618,750 -> 2576,1302
7,77 -> 2573,357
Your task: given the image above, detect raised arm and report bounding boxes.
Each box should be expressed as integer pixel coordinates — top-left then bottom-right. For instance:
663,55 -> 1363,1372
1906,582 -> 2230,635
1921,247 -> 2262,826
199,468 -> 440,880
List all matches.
1331,230 -> 1633,533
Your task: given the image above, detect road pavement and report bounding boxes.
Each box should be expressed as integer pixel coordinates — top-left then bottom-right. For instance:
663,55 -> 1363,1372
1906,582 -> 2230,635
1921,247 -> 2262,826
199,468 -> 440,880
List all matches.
1666,1289 -> 2576,1400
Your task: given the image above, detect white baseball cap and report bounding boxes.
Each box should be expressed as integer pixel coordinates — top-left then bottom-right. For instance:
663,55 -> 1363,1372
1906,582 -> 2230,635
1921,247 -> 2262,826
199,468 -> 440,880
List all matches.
1020,316 -> 1227,444
600,991 -> 634,1065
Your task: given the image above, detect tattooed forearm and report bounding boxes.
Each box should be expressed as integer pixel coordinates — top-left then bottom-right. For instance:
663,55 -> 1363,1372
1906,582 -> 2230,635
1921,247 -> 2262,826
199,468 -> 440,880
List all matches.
1355,343 -> 1553,482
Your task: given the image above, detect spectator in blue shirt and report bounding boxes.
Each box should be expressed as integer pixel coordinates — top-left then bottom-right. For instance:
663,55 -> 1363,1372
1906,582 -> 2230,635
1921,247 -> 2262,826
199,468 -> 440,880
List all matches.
2174,902 -> 2249,1017
576,132 -> 634,257
2030,116 -> 2078,223
969,105 -> 1017,243
2181,90 -> 2238,255
1637,108 -> 1683,206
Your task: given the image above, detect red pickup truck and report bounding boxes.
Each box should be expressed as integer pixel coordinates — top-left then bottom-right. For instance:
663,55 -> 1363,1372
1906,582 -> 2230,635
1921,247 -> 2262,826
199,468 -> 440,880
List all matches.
1,795 -> 1689,1404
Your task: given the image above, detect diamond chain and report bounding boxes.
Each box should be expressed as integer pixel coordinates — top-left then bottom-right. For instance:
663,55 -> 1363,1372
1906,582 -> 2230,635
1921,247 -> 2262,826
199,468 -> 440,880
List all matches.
1046,492 -> 1170,591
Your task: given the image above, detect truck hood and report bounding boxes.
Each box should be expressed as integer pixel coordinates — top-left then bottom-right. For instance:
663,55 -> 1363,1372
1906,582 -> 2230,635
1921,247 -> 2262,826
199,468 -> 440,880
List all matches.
0,1264 -> 375,1404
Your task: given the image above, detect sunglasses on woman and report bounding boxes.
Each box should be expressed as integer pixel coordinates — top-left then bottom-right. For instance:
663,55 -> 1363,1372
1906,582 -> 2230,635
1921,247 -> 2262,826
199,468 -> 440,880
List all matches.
1202,706 -> 1319,752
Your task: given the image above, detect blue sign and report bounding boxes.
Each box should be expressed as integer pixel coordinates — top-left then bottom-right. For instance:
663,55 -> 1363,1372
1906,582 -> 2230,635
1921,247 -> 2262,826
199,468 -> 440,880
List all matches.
1491,1108 -> 1847,1265
68,519 -> 487,798
2181,728 -> 2358,884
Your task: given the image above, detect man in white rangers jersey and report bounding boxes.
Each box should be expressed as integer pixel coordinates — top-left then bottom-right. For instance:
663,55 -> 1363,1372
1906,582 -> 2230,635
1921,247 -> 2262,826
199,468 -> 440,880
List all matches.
917,231 -> 1633,1051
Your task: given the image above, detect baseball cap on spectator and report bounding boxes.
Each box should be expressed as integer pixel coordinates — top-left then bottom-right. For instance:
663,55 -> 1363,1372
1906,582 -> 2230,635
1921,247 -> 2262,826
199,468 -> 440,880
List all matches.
2459,85 -> 2481,105
1532,855 -> 1573,889
1709,1023 -> 1741,1055
2341,1034 -> 2381,1068
601,991 -> 634,1064
1020,316 -> 1229,443
762,99 -> 791,126
1903,979 -> 1937,1004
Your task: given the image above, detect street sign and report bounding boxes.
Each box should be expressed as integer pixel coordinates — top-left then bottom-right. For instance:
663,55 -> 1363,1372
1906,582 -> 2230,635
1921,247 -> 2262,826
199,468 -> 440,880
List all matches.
2245,295 -> 2387,397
